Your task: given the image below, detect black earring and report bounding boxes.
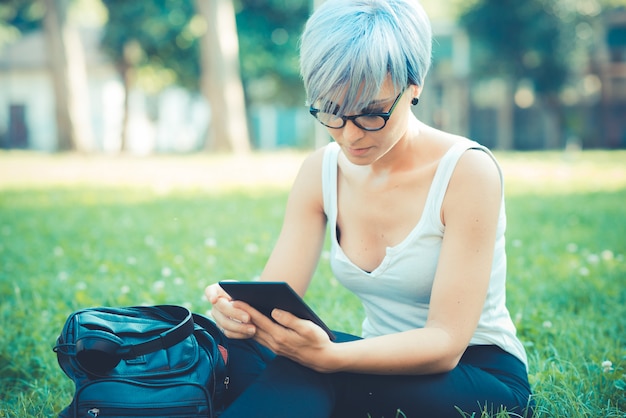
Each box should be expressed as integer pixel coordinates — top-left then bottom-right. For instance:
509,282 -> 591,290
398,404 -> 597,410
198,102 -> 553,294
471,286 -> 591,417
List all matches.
411,97 -> 419,106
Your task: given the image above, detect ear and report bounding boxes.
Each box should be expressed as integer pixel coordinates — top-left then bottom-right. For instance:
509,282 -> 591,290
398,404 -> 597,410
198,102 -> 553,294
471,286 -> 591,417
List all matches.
410,84 -> 421,105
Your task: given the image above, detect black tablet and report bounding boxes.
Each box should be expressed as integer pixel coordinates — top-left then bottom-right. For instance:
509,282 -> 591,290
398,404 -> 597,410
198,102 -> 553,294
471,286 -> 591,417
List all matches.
218,281 -> 336,341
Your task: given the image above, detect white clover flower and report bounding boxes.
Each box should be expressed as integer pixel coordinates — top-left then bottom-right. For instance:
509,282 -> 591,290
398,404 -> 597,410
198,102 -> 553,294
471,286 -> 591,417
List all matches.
161,267 -> 172,277
512,239 -> 522,248
174,277 -> 184,285
542,321 -> 553,329
566,243 -> 578,253
204,237 -> 217,248
601,250 -> 614,261
127,256 -> 137,265
601,360 -> 613,373
54,246 -> 64,256
579,267 -> 590,276
245,243 -> 259,254
99,264 -> 108,273
58,271 -> 69,281
120,285 -> 130,294
153,280 -> 165,291
76,282 -> 87,291
587,254 -> 600,264
144,235 -> 155,246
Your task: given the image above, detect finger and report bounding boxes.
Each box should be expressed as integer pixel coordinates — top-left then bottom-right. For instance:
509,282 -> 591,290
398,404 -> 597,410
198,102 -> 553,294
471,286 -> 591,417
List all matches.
249,310 -> 304,356
272,309 -> 329,342
211,305 -> 256,339
233,301 -> 288,338
204,283 -> 231,304
243,303 -> 280,329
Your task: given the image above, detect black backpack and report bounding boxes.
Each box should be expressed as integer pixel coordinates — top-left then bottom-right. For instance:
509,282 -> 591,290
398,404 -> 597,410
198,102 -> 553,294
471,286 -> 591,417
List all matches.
54,305 -> 229,417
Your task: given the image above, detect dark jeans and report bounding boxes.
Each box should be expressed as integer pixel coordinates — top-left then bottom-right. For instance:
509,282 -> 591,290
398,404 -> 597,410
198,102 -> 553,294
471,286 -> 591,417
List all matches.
219,332 -> 534,418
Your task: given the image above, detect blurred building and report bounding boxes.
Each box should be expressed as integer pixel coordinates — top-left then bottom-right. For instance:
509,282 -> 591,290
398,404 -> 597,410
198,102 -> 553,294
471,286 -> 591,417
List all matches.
422,7 -> 626,150
0,27 -> 210,153
596,8 -> 626,148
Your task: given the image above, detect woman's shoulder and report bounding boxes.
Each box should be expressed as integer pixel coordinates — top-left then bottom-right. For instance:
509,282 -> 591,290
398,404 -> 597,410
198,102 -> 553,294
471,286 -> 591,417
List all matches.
419,124 -> 501,193
421,124 -> 493,165
300,144 -> 328,175
421,124 -> 476,151
288,145 -> 328,202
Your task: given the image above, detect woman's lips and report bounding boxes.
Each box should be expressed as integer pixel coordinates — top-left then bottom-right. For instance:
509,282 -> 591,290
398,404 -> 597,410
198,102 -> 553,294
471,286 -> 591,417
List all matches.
346,146 -> 371,157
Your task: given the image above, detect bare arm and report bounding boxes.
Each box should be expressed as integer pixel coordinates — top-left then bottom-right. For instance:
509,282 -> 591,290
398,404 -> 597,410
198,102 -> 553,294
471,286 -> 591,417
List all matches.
259,149 -> 328,294
206,148 -> 328,337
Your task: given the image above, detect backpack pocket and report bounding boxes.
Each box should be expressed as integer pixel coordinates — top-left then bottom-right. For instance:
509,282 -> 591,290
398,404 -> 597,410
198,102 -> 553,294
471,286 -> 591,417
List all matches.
74,380 -> 212,417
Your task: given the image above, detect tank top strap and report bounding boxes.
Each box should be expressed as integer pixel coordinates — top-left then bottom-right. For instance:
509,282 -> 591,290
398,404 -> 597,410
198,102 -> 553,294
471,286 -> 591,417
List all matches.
426,141 -> 494,221
322,142 -> 341,222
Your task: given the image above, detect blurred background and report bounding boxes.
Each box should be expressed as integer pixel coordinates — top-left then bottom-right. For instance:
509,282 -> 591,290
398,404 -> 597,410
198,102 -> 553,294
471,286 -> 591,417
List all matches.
0,0 -> 625,154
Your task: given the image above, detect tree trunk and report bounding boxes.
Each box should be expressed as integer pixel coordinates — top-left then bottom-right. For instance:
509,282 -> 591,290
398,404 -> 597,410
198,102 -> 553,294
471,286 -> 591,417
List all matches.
496,79 -> 514,150
541,95 -> 563,150
195,0 -> 250,153
118,60 -> 131,153
117,42 -> 138,153
43,0 -> 94,152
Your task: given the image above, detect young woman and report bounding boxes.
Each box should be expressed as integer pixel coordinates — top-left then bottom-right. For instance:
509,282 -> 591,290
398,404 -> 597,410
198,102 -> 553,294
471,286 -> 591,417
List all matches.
205,1 -> 534,416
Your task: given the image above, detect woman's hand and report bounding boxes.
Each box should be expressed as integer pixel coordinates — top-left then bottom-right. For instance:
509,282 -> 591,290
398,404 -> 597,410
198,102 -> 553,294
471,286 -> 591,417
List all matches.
246,306 -> 338,373
206,283 -> 337,370
204,283 -> 256,339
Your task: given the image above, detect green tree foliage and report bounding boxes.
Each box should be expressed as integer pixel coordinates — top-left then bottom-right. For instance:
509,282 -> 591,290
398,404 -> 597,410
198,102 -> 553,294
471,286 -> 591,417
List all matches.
461,0 -> 564,95
1,0 -> 309,104
100,0 -> 200,92
459,0 -> 622,94
0,0 -> 44,32
97,0 -> 309,103
458,0 -> 619,148
0,0 -> 45,47
235,0 -> 310,106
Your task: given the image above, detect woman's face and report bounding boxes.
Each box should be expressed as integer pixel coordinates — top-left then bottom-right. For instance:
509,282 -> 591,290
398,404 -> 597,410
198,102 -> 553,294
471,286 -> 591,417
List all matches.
326,78 -> 416,166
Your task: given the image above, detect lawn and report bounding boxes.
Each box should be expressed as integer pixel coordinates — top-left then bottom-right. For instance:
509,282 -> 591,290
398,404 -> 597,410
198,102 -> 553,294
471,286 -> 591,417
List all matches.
0,149 -> 625,417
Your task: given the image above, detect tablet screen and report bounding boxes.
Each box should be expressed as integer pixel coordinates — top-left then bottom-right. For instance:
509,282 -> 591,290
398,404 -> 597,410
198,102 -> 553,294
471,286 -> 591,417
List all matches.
218,281 -> 336,341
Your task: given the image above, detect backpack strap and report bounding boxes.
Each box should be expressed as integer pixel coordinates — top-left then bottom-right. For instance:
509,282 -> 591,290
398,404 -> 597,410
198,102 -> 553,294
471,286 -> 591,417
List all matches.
115,305 -> 195,358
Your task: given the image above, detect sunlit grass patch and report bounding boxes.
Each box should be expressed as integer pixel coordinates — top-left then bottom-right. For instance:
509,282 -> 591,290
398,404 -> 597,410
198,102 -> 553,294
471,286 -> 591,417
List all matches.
497,150 -> 626,195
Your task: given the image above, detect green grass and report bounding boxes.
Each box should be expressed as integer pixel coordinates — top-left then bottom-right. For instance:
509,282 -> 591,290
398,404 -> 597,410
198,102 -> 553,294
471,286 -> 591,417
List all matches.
0,150 -> 625,417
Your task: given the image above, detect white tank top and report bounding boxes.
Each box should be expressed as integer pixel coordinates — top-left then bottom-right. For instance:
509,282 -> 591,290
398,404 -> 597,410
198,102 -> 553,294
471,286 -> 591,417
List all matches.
322,141 -> 527,367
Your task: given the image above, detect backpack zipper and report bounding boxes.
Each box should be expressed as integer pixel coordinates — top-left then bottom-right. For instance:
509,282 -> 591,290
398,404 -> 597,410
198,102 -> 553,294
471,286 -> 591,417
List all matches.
82,404 -> 207,417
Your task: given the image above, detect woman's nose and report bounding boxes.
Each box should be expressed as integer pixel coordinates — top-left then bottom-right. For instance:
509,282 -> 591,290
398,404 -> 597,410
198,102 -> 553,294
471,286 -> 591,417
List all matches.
341,119 -> 364,143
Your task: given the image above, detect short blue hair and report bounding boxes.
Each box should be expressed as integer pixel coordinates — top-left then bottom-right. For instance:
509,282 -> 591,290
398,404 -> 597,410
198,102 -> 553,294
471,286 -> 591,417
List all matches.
300,0 -> 432,116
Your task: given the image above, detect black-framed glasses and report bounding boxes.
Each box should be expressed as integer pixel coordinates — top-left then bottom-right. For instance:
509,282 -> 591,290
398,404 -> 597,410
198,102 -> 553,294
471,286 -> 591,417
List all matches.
309,89 -> 406,132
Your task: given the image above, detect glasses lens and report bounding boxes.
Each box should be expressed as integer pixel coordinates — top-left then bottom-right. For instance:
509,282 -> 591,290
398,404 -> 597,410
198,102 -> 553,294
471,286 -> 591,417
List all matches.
316,112 -> 344,128
354,115 -> 386,131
